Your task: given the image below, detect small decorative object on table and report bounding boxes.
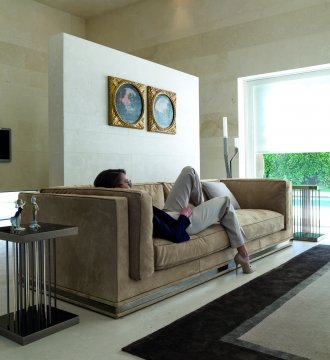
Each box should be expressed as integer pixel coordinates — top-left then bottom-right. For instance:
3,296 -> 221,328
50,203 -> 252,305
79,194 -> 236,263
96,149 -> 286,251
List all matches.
10,199 -> 26,231
29,195 -> 41,230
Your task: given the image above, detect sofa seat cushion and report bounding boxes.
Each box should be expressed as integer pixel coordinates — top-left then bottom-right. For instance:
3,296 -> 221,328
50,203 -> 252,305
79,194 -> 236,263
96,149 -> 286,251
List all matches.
154,224 -> 229,270
154,209 -> 284,270
236,209 -> 284,241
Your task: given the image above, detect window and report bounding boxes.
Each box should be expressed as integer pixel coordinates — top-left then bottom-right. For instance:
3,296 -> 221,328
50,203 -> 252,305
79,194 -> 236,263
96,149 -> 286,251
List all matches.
238,64 -> 330,177
238,65 -> 330,232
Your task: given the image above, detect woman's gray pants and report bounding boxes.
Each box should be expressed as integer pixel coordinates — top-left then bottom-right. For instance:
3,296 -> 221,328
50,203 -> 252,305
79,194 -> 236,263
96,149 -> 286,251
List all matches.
163,166 -> 245,248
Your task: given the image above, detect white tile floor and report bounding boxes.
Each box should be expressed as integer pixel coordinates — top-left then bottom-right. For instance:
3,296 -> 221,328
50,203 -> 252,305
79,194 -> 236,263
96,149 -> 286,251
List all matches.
0,234 -> 329,360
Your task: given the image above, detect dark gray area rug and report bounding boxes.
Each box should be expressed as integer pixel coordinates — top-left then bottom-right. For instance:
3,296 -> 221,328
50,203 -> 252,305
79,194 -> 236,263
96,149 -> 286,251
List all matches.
122,245 -> 330,359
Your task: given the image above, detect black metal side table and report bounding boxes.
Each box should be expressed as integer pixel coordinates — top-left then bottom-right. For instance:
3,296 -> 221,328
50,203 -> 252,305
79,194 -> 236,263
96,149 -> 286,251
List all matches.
0,223 -> 79,345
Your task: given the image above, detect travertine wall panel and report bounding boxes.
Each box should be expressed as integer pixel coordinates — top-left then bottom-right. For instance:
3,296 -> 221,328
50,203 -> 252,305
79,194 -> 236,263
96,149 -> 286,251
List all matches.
87,0 -> 330,178
49,34 -> 199,186
2,0 -> 330,190
0,0 -> 85,190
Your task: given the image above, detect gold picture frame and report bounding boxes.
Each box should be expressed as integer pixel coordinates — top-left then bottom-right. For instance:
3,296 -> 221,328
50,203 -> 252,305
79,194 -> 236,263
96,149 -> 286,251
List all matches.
147,87 -> 176,134
108,76 -> 145,129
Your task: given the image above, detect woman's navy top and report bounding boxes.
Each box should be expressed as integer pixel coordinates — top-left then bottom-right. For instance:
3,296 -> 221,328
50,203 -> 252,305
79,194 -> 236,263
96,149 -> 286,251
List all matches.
152,206 -> 190,243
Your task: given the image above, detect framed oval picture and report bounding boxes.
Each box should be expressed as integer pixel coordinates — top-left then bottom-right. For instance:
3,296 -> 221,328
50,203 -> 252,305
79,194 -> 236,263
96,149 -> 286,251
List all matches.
108,76 -> 145,129
147,87 -> 176,134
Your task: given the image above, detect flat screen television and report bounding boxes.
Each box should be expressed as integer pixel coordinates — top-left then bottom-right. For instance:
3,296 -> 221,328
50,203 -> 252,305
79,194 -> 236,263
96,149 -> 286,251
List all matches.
0,128 -> 11,162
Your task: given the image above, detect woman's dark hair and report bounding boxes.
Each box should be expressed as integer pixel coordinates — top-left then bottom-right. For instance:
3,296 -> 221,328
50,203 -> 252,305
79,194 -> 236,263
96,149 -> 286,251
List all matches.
94,169 -> 126,188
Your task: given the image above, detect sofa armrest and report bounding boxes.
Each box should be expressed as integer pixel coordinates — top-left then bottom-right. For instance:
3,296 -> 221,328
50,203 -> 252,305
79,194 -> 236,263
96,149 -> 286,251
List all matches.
221,178 -> 292,230
36,187 -> 155,280
18,192 -> 130,302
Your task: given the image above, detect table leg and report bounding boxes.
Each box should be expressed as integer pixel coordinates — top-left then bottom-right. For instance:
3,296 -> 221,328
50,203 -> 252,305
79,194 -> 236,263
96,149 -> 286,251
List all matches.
6,241 -> 9,327
53,239 -> 57,310
47,239 -> 52,323
42,241 -> 47,323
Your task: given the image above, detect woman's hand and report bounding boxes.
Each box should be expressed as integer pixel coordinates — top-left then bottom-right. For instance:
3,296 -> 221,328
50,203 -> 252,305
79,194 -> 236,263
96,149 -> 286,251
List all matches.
180,207 -> 192,218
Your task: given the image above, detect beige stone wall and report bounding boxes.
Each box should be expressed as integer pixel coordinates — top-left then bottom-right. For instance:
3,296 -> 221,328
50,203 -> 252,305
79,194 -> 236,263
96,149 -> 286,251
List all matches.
0,0 -> 85,191
87,0 -> 330,179
2,0 -> 330,190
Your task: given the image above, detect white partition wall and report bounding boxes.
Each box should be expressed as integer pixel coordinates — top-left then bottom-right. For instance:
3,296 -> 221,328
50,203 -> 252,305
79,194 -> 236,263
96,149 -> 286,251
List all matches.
48,33 -> 200,186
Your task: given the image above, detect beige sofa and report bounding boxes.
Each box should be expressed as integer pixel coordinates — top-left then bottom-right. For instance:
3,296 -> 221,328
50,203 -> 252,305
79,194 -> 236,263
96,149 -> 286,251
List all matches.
19,178 -> 292,318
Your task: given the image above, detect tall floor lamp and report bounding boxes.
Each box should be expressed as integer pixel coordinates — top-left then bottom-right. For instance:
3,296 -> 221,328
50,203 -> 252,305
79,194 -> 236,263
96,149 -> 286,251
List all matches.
223,117 -> 239,178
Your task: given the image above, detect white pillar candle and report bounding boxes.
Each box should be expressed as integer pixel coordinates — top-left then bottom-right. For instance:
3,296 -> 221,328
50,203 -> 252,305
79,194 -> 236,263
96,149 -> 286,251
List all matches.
234,137 -> 239,149
223,117 -> 228,138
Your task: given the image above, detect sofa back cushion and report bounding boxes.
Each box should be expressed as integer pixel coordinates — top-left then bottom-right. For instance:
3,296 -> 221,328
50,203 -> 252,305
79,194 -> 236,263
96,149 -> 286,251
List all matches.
132,183 -> 165,209
201,181 -> 241,209
161,182 -> 173,200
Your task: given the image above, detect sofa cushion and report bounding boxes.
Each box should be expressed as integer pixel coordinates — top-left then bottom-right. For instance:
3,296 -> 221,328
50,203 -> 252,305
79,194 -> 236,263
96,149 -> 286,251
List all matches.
221,179 -> 291,230
154,209 -> 284,270
161,182 -> 173,201
236,209 -> 284,240
154,224 -> 229,270
132,183 -> 165,209
202,181 -> 240,209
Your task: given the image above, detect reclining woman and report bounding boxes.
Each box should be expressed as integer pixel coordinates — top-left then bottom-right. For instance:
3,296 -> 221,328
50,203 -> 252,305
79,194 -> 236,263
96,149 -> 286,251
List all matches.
94,166 -> 254,274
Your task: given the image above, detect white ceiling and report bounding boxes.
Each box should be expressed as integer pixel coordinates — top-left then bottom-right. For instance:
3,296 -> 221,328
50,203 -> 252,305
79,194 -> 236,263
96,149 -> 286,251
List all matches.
35,0 -> 142,19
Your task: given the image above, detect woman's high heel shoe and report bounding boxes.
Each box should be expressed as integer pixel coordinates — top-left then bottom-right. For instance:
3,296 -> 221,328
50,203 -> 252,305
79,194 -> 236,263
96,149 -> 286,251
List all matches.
234,253 -> 255,275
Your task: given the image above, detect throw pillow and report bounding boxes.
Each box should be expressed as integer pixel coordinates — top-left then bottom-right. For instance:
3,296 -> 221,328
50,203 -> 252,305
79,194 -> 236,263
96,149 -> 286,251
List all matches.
201,181 -> 240,209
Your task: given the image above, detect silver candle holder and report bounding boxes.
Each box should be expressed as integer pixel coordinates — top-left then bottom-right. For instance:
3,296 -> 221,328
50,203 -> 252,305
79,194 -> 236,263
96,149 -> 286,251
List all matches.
223,117 -> 239,178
